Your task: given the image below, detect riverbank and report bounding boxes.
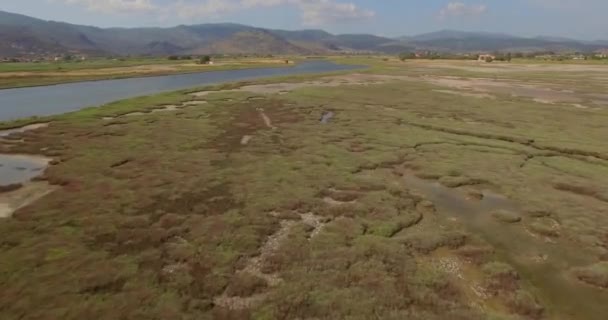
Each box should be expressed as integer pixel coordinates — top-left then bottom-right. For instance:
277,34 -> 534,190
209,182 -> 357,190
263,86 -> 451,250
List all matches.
0,57 -> 297,89
1,57 -> 607,320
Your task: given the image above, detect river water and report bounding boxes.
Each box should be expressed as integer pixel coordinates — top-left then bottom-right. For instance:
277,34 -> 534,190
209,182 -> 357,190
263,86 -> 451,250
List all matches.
0,60 -> 360,121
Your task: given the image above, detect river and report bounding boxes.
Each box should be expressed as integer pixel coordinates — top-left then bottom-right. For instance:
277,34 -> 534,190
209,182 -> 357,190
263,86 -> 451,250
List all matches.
0,60 -> 360,121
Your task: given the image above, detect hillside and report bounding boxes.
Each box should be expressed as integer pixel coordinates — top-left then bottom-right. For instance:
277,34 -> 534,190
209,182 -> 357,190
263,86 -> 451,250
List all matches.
0,11 -> 605,57
192,31 -> 311,55
398,29 -> 604,53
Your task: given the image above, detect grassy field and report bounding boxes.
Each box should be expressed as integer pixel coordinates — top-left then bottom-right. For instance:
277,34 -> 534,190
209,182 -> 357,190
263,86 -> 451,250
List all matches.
0,57 -> 294,89
0,57 -> 607,319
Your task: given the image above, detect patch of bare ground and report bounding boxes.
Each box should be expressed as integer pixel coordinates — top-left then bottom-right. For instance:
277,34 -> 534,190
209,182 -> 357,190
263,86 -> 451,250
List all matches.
206,100 -> 299,154
242,219 -> 296,287
432,89 -> 496,99
525,217 -> 561,239
240,135 -> 253,145
214,211 -> 327,310
423,75 -> 601,105
101,101 -> 207,120
191,73 -> 413,97
182,100 -> 208,106
322,196 -> 356,206
420,249 -> 517,315
0,182 -> 56,218
256,108 -> 276,130
0,123 -> 50,137
299,212 -> 328,239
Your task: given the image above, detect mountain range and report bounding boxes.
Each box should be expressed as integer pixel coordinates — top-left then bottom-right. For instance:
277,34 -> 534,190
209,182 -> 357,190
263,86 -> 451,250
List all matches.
1,10 -> 606,57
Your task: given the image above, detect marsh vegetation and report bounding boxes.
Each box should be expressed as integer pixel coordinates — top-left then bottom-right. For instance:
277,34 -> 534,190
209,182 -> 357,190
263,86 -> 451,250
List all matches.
0,57 -> 607,319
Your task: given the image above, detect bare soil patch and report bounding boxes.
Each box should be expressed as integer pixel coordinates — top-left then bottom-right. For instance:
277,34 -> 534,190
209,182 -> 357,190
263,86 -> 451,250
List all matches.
424,76 -> 585,104
0,123 -> 50,137
191,73 -> 413,97
432,89 -> 496,99
0,181 -> 56,218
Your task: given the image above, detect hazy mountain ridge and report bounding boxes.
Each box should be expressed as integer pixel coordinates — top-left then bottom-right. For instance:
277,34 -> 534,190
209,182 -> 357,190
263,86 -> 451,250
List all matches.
0,11 -> 606,57
400,29 -> 605,53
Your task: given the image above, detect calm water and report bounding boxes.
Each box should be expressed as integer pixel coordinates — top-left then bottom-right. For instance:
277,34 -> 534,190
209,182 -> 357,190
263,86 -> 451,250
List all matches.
0,61 -> 360,121
0,154 -> 50,185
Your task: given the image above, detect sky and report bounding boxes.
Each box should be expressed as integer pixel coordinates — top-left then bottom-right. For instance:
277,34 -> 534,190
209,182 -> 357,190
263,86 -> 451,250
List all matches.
2,0 -> 608,40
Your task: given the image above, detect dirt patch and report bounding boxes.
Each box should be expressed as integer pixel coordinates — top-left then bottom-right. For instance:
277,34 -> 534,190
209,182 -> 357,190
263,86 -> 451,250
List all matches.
213,219 -> 295,310
213,293 -> 267,311
183,100 -> 209,106
240,135 -> 253,145
323,197 -> 356,206
102,104 -> 192,120
433,89 -> 496,99
0,181 -> 56,218
213,211 -> 326,310
123,112 -> 146,117
425,76 -> 585,104
299,212 -> 327,239
257,108 -> 276,130
320,111 -> 335,124
151,105 -> 180,113
125,105 -> 180,117
191,73 -> 413,97
0,123 -> 50,137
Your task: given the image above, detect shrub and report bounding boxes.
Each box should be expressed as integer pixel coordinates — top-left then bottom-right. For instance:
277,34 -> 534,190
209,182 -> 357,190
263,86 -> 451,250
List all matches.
573,262 -> 608,288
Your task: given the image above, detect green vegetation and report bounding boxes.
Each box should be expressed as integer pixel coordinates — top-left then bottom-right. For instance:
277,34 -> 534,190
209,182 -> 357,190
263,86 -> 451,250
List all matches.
1,57 -> 607,319
0,57 -> 177,73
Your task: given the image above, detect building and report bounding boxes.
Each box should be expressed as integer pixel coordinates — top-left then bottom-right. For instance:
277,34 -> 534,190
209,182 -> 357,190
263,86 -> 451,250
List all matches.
595,50 -> 608,58
478,54 -> 496,62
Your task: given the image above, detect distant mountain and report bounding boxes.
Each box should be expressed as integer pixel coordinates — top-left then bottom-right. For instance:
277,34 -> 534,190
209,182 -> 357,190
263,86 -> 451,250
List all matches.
0,10 -> 606,57
408,30 -> 516,42
397,29 -> 605,53
0,10 -> 402,56
192,30 -> 311,55
592,40 -> 608,47
269,29 -> 334,42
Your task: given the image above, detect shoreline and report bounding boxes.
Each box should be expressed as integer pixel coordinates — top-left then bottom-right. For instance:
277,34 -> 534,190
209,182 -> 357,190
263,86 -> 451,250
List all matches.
0,61 -> 298,90
0,60 -> 363,127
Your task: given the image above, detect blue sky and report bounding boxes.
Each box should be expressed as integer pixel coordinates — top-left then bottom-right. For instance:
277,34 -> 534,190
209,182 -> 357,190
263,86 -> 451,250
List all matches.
2,1 -> 608,40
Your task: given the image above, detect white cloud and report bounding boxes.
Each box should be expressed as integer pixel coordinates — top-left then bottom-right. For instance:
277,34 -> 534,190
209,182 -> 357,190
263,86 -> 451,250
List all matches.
59,0 -> 157,13
297,0 -> 375,26
58,0 -> 375,25
438,2 -> 487,20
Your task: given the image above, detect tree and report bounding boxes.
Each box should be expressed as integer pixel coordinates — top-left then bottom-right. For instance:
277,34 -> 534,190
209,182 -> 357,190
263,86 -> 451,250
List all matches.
398,52 -> 416,61
506,52 -> 512,62
199,55 -> 211,64
168,55 -> 179,60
